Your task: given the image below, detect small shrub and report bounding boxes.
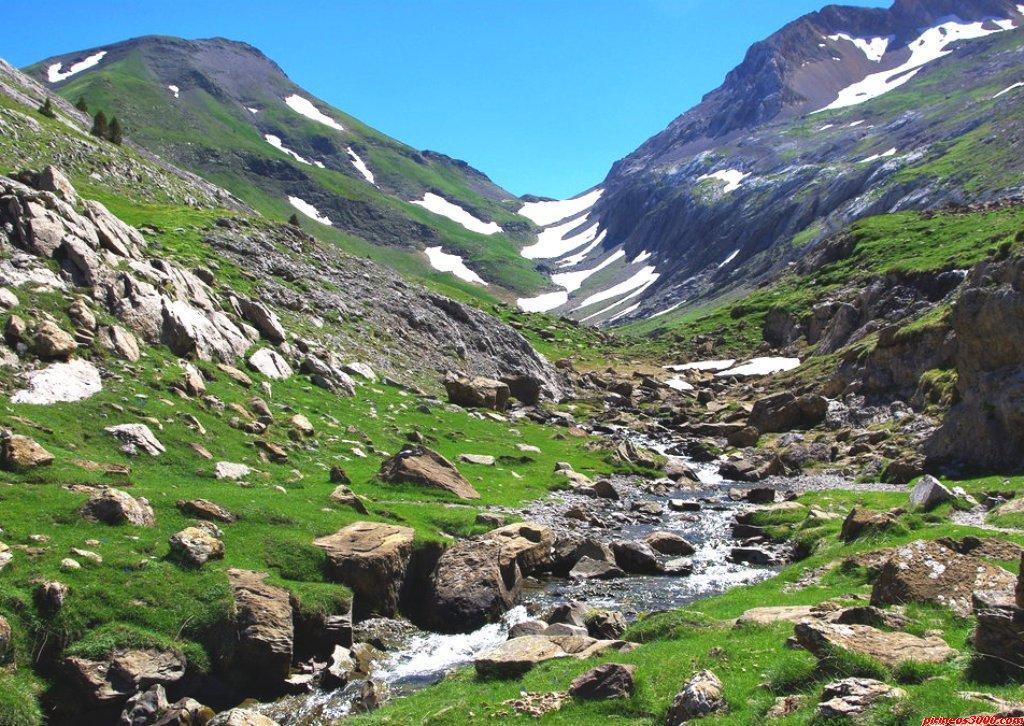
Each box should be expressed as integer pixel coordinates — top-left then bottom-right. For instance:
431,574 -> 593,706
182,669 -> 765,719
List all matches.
36,98 -> 55,119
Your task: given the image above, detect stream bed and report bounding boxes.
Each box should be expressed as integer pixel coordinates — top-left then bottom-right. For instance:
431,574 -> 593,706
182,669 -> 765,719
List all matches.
260,454 -> 783,724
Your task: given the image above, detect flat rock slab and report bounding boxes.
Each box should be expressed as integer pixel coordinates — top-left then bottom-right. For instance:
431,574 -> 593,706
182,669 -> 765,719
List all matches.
736,605 -> 817,626
871,539 -> 1017,616
795,620 -> 955,668
474,635 -> 636,679
227,569 -> 293,688
11,359 -> 101,404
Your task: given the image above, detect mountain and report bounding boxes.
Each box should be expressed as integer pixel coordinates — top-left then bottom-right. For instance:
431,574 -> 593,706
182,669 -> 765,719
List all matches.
515,0 -> 1024,324
25,35 -> 547,299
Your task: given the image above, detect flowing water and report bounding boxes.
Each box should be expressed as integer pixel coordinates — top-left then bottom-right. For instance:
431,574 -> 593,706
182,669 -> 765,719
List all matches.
262,446 -> 781,724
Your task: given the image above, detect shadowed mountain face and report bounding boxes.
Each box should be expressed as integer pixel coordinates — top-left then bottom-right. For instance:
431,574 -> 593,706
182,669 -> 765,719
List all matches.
517,0 -> 1024,325
27,35 -> 548,297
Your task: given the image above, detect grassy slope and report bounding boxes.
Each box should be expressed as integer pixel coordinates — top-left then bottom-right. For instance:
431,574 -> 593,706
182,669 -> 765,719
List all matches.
360,482 -> 1024,725
48,51 -> 548,299
0,95 -> 625,722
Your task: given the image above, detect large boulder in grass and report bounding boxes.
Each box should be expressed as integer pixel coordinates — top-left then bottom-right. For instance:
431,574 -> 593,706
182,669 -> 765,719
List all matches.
817,678 -> 906,719
236,298 -> 286,345
227,569 -> 294,690
665,670 -> 726,724
569,663 -> 636,701
795,620 -> 955,668
870,540 -> 1017,616
169,526 -> 224,566
972,605 -> 1024,679
378,446 -> 480,499
0,431 -> 54,470
314,522 -> 415,619
80,488 -> 155,527
484,522 -> 555,574
32,321 -> 77,361
443,375 -> 509,411
839,507 -> 898,542
908,475 -> 954,511
474,635 -> 636,679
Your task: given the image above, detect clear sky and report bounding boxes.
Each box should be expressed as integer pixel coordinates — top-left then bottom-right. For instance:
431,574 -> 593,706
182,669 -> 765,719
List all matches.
3,0 -> 887,199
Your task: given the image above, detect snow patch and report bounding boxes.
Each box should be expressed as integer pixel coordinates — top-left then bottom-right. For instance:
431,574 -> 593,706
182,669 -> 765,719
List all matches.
167,85 -> 180,99
697,169 -> 749,193
288,196 -> 332,225
648,301 -> 684,319
993,81 -> 1024,99
579,276 -> 658,322
551,250 -> 626,294
576,265 -> 659,313
715,357 -> 801,377
665,359 -> 736,372
11,359 -> 102,404
423,246 -> 486,285
556,230 -> 607,267
47,51 -> 107,83
819,124 -> 835,131
264,134 -> 311,165
816,17 -> 1015,112
665,376 -> 694,391
347,147 -> 375,185
631,250 -> 652,264
718,249 -> 740,268
849,120 -> 865,127
827,33 -> 891,62
284,94 -> 345,131
608,302 -> 641,322
411,193 -> 502,235
521,219 -> 599,260
859,147 -> 897,163
246,107 -> 259,114
518,188 -> 603,227
516,290 -> 569,313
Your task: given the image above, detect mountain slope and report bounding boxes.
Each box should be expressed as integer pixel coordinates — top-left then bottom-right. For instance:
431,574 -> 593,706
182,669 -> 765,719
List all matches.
26,35 -> 546,299
516,0 -> 1024,325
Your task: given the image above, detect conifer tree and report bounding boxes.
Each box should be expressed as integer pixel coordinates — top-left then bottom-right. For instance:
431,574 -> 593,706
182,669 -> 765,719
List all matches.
288,213 -> 301,227
91,110 -> 108,139
74,96 -> 89,113
37,97 -> 56,118
108,116 -> 123,145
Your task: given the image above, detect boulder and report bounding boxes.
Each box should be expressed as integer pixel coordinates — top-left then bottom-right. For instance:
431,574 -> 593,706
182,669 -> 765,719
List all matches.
177,499 -> 236,523
120,684 -> 168,726
474,635 -> 567,678
840,507 -> 897,542
299,355 -> 355,395
645,531 -> 695,556
585,610 -> 627,640
501,374 -> 543,405
426,539 -> 519,633
444,375 -> 510,411
665,670 -> 725,724
329,485 -> 369,514
343,362 -> 376,382
105,424 -> 165,456
65,648 -> 186,705
871,540 -> 1017,616
736,605 -> 817,626
794,620 -> 955,668
81,488 -> 155,527
908,475 -> 954,511
611,540 -> 663,575
290,414 -> 314,437
508,620 -> 547,639
227,569 -> 294,690
32,321 -> 77,361
82,199 -> 145,258
568,663 -> 636,701
748,392 -> 827,434
248,348 -> 293,380
570,557 -> 625,580
30,166 -> 78,204
169,527 -> 224,566
314,522 -> 415,619
817,678 -> 905,719
378,446 -> 480,499
96,324 -> 141,362
152,697 -> 215,725
0,431 -> 54,469
237,298 -> 286,344
484,522 -> 554,573
972,604 -> 1024,678
0,615 -> 11,663
162,300 -> 253,363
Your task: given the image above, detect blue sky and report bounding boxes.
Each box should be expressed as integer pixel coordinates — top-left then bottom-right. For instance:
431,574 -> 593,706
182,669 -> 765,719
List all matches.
3,0 -> 886,198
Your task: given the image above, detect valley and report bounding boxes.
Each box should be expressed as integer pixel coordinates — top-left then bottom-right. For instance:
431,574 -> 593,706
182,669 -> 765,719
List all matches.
1,1 -> 1024,724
